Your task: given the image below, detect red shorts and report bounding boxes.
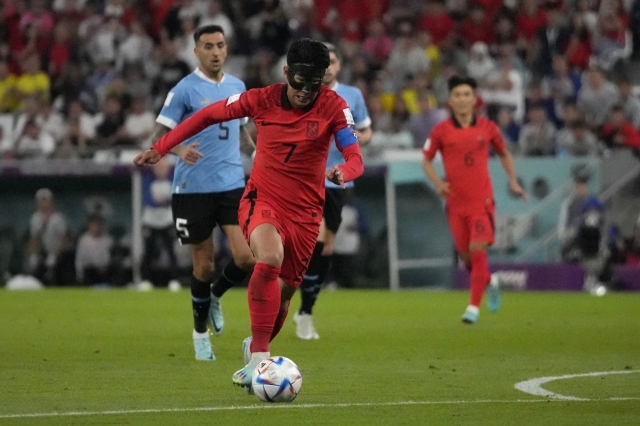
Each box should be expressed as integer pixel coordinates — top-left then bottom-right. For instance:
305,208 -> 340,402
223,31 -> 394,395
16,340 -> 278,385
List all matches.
238,188 -> 319,288
446,205 -> 495,254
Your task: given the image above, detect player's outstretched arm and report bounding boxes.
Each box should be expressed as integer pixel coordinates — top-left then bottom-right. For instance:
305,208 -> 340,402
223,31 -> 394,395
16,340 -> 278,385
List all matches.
150,96 -> 250,157
422,157 -> 450,197
496,149 -> 528,201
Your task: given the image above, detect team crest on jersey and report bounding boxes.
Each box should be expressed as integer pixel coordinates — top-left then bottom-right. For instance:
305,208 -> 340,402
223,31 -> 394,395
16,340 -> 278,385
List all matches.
307,121 -> 319,138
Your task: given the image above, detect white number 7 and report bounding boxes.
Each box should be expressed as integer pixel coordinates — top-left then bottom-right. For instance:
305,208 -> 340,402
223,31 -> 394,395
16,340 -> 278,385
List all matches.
176,218 -> 190,238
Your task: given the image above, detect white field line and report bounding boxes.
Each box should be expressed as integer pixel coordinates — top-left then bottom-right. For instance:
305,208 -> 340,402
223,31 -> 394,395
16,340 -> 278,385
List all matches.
1,398 -> 638,419
514,370 -> 640,400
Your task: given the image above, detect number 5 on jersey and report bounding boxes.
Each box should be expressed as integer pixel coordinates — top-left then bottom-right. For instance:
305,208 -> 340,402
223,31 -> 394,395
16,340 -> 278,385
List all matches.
176,218 -> 189,238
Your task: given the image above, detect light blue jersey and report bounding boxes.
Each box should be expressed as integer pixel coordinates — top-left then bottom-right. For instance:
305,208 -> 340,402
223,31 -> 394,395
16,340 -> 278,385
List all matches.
326,82 -> 371,189
157,68 -> 247,194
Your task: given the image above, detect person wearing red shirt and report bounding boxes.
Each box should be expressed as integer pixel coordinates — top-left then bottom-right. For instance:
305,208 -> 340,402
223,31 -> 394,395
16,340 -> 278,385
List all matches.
417,1 -> 455,47
460,4 -> 494,48
422,76 -> 527,324
515,0 -> 547,43
600,105 -> 640,149
134,39 -> 364,389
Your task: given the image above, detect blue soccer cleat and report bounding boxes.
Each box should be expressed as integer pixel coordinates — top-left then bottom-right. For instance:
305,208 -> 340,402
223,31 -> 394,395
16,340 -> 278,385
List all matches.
232,350 -> 269,392
486,273 -> 502,313
207,296 -> 224,336
461,306 -> 479,324
193,330 -> 215,361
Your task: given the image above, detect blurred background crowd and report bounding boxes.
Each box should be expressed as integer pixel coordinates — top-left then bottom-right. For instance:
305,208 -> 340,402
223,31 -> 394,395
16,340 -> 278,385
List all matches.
2,0 -> 640,290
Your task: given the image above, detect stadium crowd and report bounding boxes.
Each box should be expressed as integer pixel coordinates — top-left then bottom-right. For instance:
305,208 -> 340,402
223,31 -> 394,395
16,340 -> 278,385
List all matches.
3,0 -> 640,288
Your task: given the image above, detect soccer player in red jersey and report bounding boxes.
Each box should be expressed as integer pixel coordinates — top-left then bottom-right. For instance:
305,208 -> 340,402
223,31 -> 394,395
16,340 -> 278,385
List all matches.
422,76 -> 527,324
134,39 -> 364,387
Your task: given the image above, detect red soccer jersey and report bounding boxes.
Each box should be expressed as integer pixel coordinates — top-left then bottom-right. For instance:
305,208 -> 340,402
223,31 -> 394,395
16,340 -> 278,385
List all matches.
423,116 -> 506,212
153,84 -> 362,223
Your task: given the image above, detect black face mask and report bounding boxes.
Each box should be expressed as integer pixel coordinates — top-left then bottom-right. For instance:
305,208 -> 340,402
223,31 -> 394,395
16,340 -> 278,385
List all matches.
286,64 -> 326,92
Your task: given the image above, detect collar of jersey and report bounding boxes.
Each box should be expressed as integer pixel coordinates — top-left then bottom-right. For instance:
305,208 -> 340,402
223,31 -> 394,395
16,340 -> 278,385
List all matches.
451,114 -> 477,128
194,67 -> 225,85
329,82 -> 339,92
280,84 -> 320,112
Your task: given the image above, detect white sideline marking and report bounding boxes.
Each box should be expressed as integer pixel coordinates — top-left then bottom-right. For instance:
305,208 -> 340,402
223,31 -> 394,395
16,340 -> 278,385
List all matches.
514,370 -> 640,401
1,398 -> 638,419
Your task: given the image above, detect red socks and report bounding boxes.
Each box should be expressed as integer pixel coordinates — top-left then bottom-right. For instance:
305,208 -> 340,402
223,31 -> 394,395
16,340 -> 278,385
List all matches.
248,263 -> 281,353
270,300 -> 290,342
469,250 -> 490,307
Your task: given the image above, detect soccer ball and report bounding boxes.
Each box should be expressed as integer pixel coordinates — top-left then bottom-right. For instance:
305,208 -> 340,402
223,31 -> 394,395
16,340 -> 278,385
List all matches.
252,356 -> 302,403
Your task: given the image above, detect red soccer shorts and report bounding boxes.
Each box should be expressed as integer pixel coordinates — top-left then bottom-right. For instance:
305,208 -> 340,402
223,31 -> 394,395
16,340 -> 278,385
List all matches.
446,205 -> 495,254
238,186 -> 319,288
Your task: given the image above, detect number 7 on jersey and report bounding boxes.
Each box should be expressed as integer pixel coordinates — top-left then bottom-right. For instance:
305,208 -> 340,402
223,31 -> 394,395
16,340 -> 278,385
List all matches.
283,143 -> 297,163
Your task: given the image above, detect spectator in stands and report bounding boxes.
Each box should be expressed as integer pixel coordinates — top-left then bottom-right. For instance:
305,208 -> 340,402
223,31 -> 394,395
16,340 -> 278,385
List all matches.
496,106 -> 521,148
368,96 -> 393,134
151,40 -> 190,105
460,4 -> 494,49
116,19 -> 154,74
40,101 -> 65,143
556,118 -> 599,156
27,188 -> 70,286
362,18 -> 394,70
245,0 -> 291,56
330,189 -> 366,288
87,9 -> 126,66
93,96 -> 126,148
387,21 -> 430,90
532,3 -> 570,77
518,103 -> 557,156
75,214 -> 114,286
466,42 -> 495,87
58,99 -> 95,157
408,90 -> 448,149
558,167 -> 595,258
174,14 -> 199,70
557,99 -> 583,127
200,0 -> 234,43
48,21 -> 74,81
16,54 -> 50,109
13,119 -> 55,159
600,105 -> 640,150
140,158 -> 179,286
565,13 -> 593,72
592,12 -> 632,72
0,60 -> 19,112
577,66 -> 619,128
481,55 -> 525,122
616,78 -> 640,128
19,0 -> 55,39
541,55 -> 581,113
83,60 -> 117,113
121,96 -> 155,148
417,0 -> 455,48
524,82 -> 558,127
516,0 -> 548,49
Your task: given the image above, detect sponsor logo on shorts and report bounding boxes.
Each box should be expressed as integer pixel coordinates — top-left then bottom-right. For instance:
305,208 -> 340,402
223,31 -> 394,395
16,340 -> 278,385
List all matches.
474,219 -> 486,235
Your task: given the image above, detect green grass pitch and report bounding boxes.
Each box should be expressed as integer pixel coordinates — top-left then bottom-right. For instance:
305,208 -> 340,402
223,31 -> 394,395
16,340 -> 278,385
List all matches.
0,288 -> 638,425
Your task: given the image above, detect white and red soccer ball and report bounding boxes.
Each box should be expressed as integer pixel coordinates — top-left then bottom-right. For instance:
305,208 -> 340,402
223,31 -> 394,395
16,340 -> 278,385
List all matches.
252,356 -> 302,403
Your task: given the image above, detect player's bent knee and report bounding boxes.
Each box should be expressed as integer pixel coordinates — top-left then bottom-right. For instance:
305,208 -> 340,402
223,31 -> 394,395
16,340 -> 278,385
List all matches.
256,252 -> 284,268
234,252 -> 256,271
193,258 -> 214,281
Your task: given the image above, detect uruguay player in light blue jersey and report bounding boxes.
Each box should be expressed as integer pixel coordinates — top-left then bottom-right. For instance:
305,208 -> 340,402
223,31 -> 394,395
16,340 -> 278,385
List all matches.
151,25 -> 255,361
293,43 -> 372,340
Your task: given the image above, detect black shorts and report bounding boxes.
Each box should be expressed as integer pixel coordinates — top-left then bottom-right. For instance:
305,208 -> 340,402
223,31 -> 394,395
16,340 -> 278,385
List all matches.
171,188 -> 244,245
323,188 -> 345,233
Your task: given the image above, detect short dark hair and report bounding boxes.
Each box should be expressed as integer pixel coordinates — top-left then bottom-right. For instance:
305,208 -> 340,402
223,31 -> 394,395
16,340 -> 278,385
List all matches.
611,104 -> 624,113
447,75 -> 477,92
287,38 -> 330,69
193,25 -> 225,44
323,42 -> 341,61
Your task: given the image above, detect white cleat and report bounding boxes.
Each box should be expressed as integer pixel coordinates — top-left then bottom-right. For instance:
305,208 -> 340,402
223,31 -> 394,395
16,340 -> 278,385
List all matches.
293,311 -> 314,340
